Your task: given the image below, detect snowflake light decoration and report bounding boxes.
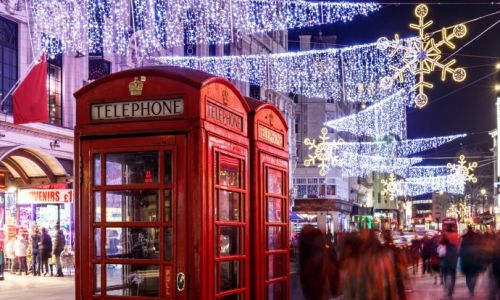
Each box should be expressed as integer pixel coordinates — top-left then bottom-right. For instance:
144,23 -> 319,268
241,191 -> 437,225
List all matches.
377,4 -> 467,108
447,154 -> 478,183
381,173 -> 401,201
304,128 -> 344,176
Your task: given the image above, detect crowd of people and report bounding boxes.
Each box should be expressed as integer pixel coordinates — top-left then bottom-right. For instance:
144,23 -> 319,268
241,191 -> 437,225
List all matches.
298,224 -> 500,299
2,224 -> 66,277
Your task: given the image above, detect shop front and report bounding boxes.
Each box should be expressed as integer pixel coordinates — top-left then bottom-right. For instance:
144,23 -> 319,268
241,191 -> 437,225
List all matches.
74,67 -> 289,300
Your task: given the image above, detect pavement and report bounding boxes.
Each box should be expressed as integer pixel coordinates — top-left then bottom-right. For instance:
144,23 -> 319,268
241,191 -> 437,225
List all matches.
0,265 -> 494,300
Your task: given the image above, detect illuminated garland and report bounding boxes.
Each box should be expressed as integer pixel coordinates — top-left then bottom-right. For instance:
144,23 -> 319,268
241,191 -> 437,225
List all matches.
157,41 -> 416,101
397,174 -> 465,196
338,134 -> 466,157
29,0 -> 380,57
325,90 -> 408,138
340,153 -> 423,177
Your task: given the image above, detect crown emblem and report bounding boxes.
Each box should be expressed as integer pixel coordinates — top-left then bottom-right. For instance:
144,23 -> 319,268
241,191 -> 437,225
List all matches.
128,76 -> 145,96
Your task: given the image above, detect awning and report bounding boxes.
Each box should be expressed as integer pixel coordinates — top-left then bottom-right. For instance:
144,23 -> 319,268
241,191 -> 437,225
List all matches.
0,145 -> 69,184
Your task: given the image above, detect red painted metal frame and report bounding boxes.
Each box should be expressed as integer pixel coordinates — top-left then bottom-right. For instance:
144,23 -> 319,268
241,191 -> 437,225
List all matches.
74,67 -> 253,300
246,97 -> 290,300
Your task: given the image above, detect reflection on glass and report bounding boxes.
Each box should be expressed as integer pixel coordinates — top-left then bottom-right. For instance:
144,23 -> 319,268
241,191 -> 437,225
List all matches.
94,264 -> 101,295
218,191 -> 240,221
267,198 -> 282,222
106,264 -> 159,297
106,152 -> 158,185
106,227 -> 159,259
94,228 -> 101,258
219,155 -> 240,187
94,191 -> 101,222
106,190 -> 158,222
221,294 -> 242,300
94,154 -> 101,186
267,226 -> 283,250
267,169 -> 282,195
218,261 -> 240,292
164,190 -> 172,222
164,151 -> 172,184
164,228 -> 172,261
267,282 -> 283,299
267,254 -> 285,279
219,226 -> 240,256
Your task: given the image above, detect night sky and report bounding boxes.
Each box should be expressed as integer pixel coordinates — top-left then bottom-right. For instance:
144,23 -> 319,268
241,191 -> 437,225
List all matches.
289,1 -> 500,184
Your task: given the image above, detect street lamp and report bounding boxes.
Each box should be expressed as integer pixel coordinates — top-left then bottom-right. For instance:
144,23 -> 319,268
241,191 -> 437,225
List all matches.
480,188 -> 487,214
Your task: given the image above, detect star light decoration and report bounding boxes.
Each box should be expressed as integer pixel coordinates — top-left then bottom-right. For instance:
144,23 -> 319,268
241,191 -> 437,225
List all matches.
303,128 -> 344,176
376,4 -> 467,108
381,173 -> 401,201
447,155 -> 478,184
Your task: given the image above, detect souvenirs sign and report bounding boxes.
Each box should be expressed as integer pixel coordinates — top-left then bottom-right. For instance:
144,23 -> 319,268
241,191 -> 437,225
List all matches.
18,189 -> 74,204
91,99 -> 184,120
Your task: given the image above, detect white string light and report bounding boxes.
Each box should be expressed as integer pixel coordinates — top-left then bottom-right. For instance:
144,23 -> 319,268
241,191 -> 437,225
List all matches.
340,153 -> 423,177
397,174 -> 465,196
29,0 -> 380,57
157,41 -> 417,101
325,89 -> 409,138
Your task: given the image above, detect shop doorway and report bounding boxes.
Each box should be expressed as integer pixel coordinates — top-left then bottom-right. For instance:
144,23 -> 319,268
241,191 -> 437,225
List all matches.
80,135 -> 187,299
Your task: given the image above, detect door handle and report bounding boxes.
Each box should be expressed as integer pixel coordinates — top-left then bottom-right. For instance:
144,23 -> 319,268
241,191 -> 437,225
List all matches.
176,272 -> 186,292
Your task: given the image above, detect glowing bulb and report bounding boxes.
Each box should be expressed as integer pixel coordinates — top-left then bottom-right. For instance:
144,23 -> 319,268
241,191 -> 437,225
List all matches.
495,84 -> 500,92
7,186 -> 17,193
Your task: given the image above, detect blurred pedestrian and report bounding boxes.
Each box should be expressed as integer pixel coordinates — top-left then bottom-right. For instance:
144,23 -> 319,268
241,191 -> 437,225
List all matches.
53,224 -> 65,277
31,227 -> 41,276
13,233 -> 28,275
39,227 -> 52,276
460,226 -> 482,296
442,225 -> 460,297
490,232 -> 500,299
4,237 -> 15,273
410,234 -> 421,275
421,232 -> 434,275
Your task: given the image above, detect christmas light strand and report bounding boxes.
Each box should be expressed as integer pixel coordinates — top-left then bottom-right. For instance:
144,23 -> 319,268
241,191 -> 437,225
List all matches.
397,174 -> 465,196
157,41 -> 417,101
340,153 -> 423,177
325,89 -> 408,138
29,0 -> 380,57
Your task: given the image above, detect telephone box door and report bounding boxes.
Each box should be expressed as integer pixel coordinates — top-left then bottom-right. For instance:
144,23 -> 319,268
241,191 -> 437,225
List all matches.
80,135 -> 187,299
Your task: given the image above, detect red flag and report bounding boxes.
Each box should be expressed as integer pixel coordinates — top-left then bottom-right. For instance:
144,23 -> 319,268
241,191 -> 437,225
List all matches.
13,56 -> 48,124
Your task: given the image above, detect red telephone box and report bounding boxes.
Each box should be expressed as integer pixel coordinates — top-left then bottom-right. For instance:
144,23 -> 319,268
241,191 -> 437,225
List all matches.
246,98 -> 290,300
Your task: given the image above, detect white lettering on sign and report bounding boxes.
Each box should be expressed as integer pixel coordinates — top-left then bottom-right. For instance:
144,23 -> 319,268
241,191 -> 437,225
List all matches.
91,99 -> 184,120
18,189 -> 74,204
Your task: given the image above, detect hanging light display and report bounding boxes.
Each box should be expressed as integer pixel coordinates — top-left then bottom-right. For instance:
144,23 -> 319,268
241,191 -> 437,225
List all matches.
324,89 -> 408,138
29,0 -> 380,57
397,174 -> 465,196
377,4 -> 467,108
303,128 -> 344,176
447,154 -> 478,183
340,153 -> 423,177
381,173 -> 400,201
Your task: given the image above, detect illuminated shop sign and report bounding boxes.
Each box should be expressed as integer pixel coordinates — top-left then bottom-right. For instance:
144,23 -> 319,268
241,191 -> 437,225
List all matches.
18,189 -> 74,204
91,99 -> 184,120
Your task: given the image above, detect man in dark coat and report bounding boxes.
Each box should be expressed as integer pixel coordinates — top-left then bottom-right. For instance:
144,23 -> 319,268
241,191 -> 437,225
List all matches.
459,226 -> 482,296
39,227 -> 52,276
53,224 -> 65,277
421,232 -> 434,275
31,228 -> 41,276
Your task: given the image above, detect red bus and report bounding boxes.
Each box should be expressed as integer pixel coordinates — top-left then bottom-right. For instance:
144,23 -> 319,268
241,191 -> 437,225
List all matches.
442,217 -> 458,233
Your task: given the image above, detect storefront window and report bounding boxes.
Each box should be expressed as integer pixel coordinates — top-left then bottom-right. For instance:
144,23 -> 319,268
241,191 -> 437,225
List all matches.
106,264 -> 159,297
106,152 -> 159,185
106,190 -> 158,222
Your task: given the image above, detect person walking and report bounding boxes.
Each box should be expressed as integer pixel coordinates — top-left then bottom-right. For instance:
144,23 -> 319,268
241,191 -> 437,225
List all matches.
53,224 -> 65,277
4,237 -> 15,274
442,226 -> 460,297
460,226 -> 482,296
13,234 -> 28,275
421,232 -> 434,275
39,227 -> 52,276
31,228 -> 41,276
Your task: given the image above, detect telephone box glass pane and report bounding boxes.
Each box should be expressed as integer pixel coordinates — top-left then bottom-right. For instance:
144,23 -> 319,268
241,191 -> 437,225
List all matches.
218,190 -> 241,221
94,264 -> 101,295
218,260 -> 241,292
106,264 -> 159,297
164,150 -> 172,184
164,190 -> 172,222
267,254 -> 285,279
94,191 -> 101,222
219,226 -> 241,256
94,228 -> 101,258
106,152 -> 158,185
267,197 -> 282,222
94,154 -> 101,186
221,294 -> 243,300
106,190 -> 158,222
267,282 -> 284,299
164,227 -> 172,261
219,155 -> 240,187
267,169 -> 282,195
267,226 -> 283,250
106,227 -> 159,259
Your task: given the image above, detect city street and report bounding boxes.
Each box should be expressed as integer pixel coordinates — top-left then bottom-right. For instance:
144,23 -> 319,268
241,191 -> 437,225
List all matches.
0,269 -> 492,300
